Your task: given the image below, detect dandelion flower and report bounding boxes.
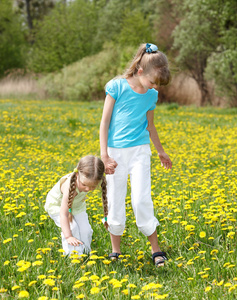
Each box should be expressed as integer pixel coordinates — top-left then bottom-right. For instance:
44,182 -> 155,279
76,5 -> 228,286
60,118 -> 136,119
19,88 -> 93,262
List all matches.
28,281 -> 37,287
90,287 -> 100,294
199,232 -> 206,238
43,279 -> 55,286
18,290 -> 30,298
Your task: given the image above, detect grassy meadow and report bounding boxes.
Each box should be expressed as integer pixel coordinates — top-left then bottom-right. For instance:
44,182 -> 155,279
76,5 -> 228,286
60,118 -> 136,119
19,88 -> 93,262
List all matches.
0,99 -> 236,300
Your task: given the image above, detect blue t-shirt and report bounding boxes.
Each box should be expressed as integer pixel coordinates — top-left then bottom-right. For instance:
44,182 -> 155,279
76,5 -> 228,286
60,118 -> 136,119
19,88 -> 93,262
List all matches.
106,78 -> 158,148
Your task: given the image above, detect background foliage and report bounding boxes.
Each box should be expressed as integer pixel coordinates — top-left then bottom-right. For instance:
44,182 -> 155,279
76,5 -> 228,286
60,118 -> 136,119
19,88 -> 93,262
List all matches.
0,0 -> 236,105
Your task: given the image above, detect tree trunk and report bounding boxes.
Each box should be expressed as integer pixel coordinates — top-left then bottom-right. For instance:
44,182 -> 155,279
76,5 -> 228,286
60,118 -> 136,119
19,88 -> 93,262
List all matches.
25,0 -> 33,30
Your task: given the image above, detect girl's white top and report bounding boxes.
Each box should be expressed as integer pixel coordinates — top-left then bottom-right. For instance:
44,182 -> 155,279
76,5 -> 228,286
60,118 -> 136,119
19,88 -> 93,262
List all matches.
45,173 -> 87,216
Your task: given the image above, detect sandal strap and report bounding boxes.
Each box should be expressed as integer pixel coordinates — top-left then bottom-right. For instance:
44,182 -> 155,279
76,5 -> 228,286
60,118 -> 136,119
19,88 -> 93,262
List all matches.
109,252 -> 121,259
152,252 -> 167,263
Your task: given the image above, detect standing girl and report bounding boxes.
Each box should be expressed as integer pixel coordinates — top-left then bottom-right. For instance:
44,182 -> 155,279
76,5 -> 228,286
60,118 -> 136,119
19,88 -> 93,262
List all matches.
100,43 -> 172,267
45,155 -> 108,255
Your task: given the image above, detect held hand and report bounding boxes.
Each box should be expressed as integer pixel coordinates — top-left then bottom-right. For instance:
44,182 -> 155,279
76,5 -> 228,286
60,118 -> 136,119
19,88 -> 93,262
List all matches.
66,236 -> 83,246
158,152 -> 172,170
102,156 -> 118,175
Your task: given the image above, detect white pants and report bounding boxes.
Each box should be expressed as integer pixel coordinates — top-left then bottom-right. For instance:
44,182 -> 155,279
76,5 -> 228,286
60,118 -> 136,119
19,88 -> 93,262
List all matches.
107,144 -> 159,237
50,211 -> 93,255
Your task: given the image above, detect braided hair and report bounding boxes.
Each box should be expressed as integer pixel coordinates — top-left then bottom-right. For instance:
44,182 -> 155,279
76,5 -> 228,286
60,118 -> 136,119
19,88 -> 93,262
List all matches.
68,155 -> 108,229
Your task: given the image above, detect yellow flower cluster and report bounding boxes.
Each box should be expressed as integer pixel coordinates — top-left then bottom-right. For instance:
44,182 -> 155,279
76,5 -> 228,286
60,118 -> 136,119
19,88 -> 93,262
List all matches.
0,100 -> 236,299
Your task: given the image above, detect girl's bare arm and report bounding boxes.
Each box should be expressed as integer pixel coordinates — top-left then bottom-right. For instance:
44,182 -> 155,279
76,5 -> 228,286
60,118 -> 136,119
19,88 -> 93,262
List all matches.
147,110 -> 172,170
60,179 -> 83,246
100,94 -> 118,174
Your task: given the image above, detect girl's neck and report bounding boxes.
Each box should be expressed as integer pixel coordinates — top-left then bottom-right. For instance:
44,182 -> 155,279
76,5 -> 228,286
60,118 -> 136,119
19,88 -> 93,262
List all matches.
126,76 -> 148,94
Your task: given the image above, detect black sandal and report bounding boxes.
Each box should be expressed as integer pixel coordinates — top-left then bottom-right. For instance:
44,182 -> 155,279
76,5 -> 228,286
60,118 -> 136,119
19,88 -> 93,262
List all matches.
152,252 -> 167,267
109,252 -> 121,260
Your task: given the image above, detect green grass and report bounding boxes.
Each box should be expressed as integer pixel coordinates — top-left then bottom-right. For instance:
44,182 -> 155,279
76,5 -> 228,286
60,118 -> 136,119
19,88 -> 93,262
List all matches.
0,99 -> 236,300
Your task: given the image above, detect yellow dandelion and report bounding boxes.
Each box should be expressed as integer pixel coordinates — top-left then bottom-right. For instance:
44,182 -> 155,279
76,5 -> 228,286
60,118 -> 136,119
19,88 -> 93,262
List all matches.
32,261 -> 43,266
127,283 -> 137,288
217,280 -> 224,286
28,281 -> 37,287
102,259 -> 111,265
205,286 -> 211,293
89,275 -> 99,281
155,295 -> 169,299
79,276 -> 89,282
210,249 -> 218,255
87,260 -> 96,266
199,231 -> 206,238
12,286 -> 20,291
18,290 -> 30,298
71,259 -> 81,264
229,286 -> 236,292
224,283 -> 232,287
122,289 -> 129,295
90,287 -> 100,294
131,296 -> 140,299
76,295 -> 85,299
73,283 -> 85,289
43,279 -> 55,286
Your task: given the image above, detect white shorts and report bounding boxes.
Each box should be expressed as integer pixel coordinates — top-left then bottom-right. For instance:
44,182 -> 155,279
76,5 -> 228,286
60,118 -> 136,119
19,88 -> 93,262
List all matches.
49,211 -> 93,255
106,144 -> 159,236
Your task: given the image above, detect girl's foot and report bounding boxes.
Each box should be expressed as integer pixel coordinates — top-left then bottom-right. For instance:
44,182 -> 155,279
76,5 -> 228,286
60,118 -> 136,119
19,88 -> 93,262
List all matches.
152,252 -> 167,267
109,252 -> 121,260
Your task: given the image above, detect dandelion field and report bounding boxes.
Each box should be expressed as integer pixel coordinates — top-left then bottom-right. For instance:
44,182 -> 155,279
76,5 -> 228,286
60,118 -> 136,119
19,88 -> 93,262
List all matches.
0,99 -> 236,300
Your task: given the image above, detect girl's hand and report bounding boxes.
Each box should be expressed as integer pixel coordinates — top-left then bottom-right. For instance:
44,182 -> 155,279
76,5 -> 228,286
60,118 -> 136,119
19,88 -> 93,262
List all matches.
66,236 -> 83,246
102,156 -> 118,174
158,152 -> 172,170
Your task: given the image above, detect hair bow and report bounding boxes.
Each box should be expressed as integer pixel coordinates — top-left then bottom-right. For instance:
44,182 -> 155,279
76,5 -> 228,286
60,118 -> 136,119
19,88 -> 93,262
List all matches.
146,43 -> 158,53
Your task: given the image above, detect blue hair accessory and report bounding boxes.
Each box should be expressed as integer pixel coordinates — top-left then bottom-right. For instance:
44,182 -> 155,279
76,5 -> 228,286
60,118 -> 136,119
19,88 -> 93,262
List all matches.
146,43 -> 158,53
68,208 -> 72,213
104,217 -> 107,222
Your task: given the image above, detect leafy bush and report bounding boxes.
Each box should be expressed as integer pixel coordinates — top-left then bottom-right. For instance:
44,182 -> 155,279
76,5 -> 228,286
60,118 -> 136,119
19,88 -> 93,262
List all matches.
0,0 -> 28,77
40,45 -> 136,101
28,0 -> 98,73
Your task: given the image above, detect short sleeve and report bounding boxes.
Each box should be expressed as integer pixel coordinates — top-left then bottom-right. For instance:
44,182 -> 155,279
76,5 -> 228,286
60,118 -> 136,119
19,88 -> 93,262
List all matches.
149,90 -> 158,110
105,80 -> 118,101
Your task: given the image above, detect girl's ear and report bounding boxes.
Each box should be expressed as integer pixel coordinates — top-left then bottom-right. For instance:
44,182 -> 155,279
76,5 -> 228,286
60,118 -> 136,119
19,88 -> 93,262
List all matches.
137,67 -> 144,76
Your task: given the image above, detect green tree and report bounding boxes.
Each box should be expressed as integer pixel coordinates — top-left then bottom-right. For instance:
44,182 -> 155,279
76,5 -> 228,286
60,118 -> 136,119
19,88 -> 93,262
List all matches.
95,0 -> 152,48
28,0 -> 98,73
118,9 -> 152,47
0,0 -> 28,77
16,0 -> 56,30
172,0 -> 237,105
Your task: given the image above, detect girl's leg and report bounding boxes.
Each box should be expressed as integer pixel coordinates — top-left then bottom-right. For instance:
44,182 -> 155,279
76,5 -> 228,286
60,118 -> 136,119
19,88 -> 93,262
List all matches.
49,212 -> 92,255
110,233 -> 121,254
129,145 -> 165,265
73,211 -> 93,254
107,147 -> 128,254
129,145 -> 159,236
148,230 -> 165,266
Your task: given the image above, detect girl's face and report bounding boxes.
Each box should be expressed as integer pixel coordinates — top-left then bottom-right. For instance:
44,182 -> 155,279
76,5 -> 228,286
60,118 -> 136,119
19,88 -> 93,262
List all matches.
138,68 -> 159,91
77,174 -> 100,193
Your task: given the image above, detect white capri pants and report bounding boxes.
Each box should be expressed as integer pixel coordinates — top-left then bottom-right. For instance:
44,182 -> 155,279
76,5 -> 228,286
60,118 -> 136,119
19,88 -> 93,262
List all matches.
107,144 -> 159,237
49,211 -> 93,255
